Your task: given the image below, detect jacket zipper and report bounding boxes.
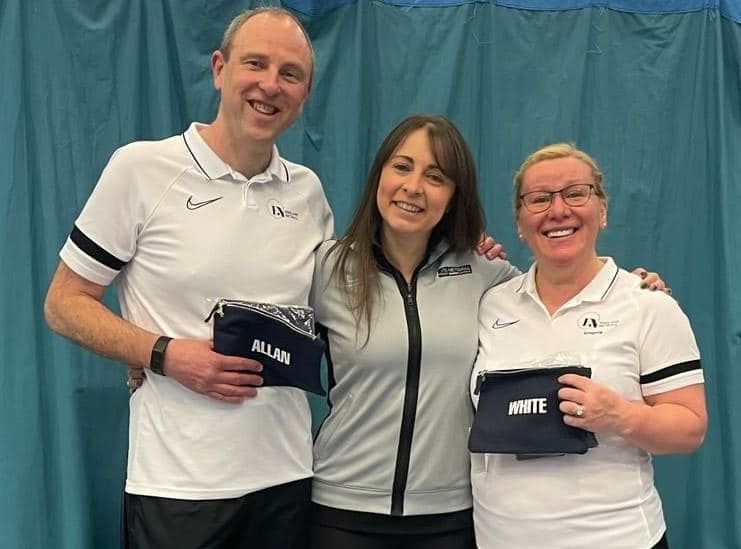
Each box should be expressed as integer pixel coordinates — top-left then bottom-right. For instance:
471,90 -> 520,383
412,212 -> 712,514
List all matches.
387,266 -> 423,516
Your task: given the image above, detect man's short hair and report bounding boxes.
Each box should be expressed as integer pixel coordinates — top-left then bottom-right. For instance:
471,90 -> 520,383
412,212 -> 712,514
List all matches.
219,7 -> 315,87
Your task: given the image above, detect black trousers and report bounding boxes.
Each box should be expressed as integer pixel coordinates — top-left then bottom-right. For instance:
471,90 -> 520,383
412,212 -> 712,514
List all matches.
310,523 -> 475,549
311,524 -> 666,549
123,477 -> 311,549
652,532 -> 670,549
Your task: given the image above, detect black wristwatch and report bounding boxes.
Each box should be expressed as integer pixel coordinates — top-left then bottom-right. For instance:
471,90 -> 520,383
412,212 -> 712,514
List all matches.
149,336 -> 172,376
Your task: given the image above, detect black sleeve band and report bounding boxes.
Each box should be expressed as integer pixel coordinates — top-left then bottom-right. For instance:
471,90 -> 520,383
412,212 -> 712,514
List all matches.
70,224 -> 127,271
640,359 -> 702,385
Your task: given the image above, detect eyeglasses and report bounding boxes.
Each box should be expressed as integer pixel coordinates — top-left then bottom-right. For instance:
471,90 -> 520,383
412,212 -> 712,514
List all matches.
519,183 -> 595,213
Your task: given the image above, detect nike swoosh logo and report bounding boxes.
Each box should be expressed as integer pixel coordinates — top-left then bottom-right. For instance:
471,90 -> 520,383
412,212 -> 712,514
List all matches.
492,319 -> 520,329
186,195 -> 223,210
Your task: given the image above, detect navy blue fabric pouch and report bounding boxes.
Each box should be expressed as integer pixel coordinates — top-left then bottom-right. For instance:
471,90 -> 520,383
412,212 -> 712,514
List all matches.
207,300 -> 326,395
469,365 -> 598,457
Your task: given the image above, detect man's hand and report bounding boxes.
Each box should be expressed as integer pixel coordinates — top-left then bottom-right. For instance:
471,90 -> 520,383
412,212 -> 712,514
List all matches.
158,339 -> 264,404
476,233 -> 507,260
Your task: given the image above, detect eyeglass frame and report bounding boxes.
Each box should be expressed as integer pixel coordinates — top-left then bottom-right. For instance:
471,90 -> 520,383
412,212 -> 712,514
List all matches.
518,183 -> 597,213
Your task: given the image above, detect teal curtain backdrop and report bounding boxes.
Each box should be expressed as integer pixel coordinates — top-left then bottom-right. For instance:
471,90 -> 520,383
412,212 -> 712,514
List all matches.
1,0 -> 739,547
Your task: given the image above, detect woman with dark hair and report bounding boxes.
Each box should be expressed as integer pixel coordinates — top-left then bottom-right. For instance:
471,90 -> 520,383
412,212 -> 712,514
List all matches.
309,114 -> 520,548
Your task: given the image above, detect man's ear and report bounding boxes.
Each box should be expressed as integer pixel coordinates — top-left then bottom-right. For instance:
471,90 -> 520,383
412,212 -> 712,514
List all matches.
211,50 -> 225,90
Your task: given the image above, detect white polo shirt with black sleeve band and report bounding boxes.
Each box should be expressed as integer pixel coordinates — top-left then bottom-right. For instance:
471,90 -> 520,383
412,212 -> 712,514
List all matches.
470,257 -> 704,549
59,122 -> 334,500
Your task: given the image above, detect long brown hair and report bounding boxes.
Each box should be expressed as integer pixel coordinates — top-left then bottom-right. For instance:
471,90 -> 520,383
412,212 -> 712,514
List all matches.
326,114 -> 485,343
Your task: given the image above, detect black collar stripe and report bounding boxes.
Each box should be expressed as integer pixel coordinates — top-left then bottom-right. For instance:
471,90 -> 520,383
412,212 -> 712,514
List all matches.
70,225 -> 127,271
640,360 -> 702,385
182,133 -> 211,179
516,277 -> 527,293
600,266 -> 620,300
281,160 -> 290,182
182,133 -> 286,183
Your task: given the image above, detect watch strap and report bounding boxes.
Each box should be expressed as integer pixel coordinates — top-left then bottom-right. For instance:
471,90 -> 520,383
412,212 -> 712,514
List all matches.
149,336 -> 172,376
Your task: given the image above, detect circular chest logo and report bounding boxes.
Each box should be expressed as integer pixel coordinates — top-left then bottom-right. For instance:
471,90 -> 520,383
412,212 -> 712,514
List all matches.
577,313 -> 600,330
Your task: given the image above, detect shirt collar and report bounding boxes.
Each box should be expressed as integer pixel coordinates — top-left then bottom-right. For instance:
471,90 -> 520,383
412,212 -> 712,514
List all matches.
516,256 -> 619,305
182,122 -> 290,184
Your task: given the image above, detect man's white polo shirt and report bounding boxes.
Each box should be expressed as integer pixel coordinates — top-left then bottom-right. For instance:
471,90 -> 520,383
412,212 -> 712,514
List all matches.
471,258 -> 703,549
60,122 -> 334,499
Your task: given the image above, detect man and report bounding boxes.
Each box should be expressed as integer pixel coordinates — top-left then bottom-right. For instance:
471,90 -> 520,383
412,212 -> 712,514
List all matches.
44,8 -> 332,549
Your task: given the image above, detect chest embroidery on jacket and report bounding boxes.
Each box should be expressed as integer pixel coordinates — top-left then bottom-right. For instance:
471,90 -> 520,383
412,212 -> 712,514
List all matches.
437,265 -> 472,277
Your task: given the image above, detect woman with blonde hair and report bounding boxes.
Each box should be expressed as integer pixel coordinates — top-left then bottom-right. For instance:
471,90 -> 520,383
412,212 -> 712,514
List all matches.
471,143 -> 707,549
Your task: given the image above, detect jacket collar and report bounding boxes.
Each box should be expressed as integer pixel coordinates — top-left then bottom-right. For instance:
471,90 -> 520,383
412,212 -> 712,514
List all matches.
372,236 -> 451,275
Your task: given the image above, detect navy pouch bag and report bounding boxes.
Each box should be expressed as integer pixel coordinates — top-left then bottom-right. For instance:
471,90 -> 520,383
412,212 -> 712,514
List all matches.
207,300 -> 326,395
469,365 -> 598,456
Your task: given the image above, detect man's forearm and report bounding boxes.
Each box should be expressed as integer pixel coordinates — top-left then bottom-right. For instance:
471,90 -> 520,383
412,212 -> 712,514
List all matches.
44,262 -> 158,368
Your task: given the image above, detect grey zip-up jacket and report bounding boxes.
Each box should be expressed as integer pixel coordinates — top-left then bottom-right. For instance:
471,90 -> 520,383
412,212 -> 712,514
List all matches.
310,239 -> 520,516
